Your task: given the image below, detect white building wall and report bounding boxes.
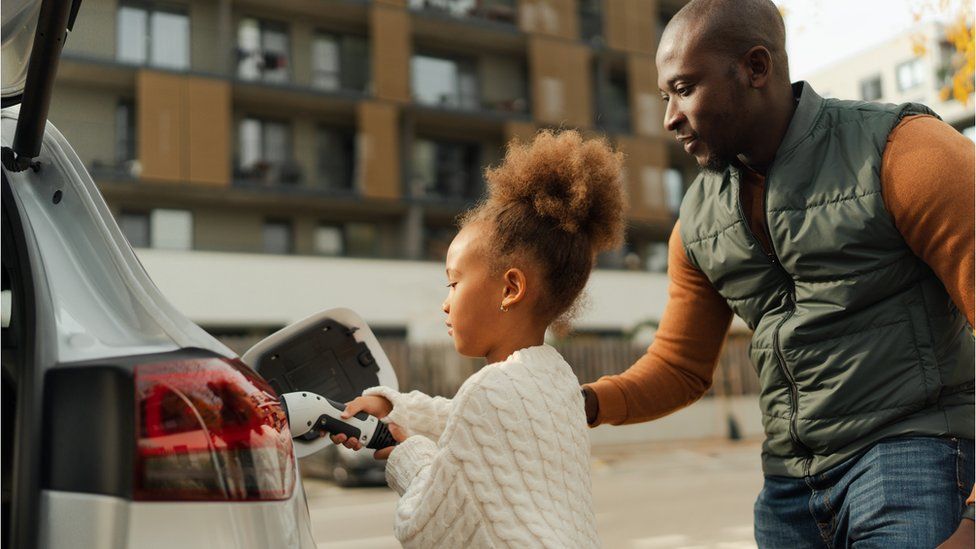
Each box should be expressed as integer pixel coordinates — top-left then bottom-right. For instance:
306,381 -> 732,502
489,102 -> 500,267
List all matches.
134,249 -> 692,343
805,21 -> 975,129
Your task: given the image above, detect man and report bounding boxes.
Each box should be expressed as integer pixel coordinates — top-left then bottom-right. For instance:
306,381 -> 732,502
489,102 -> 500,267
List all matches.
581,0 -> 975,546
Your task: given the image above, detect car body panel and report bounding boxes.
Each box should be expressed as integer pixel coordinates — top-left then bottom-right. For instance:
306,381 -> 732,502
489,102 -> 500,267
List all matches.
40,466 -> 316,549
1,106 -> 234,364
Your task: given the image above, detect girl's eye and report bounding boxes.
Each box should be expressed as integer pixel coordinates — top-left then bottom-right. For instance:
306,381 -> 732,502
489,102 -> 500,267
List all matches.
446,282 -> 457,288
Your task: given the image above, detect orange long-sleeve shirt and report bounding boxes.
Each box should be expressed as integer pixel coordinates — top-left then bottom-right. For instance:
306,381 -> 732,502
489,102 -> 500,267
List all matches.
586,115 -> 975,496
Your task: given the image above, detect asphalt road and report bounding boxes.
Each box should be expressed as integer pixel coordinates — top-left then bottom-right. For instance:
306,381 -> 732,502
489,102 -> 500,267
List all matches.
306,438 -> 764,548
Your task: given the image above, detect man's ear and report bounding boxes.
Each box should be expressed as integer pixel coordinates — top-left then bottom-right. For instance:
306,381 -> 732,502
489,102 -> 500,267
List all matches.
501,268 -> 528,309
743,46 -> 773,89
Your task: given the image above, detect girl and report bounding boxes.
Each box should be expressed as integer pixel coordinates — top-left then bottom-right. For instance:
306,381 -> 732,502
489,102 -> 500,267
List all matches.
332,130 -> 624,548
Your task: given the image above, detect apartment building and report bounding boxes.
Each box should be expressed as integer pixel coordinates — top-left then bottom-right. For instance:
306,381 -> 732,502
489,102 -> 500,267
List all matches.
806,21 -> 975,138
48,0 -> 695,341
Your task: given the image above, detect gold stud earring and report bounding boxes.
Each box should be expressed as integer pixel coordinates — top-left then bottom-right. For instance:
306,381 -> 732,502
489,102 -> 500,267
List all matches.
500,304 -> 509,312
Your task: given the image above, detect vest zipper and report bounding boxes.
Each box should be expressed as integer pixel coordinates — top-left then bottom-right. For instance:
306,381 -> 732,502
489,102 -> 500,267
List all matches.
736,169 -> 814,465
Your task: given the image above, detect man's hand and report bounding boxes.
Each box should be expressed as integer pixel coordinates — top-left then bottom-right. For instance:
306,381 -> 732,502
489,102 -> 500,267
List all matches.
937,519 -> 974,548
329,395 -> 394,451
582,386 -> 599,425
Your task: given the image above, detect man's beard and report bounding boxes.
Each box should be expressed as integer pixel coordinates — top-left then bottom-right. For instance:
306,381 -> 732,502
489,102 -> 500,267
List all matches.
699,146 -> 736,174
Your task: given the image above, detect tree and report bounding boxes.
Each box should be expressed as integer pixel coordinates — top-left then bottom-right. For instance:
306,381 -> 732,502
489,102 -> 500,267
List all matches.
910,0 -> 973,104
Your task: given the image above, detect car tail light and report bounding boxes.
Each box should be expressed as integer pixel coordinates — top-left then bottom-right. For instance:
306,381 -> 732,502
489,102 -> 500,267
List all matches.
134,357 -> 295,501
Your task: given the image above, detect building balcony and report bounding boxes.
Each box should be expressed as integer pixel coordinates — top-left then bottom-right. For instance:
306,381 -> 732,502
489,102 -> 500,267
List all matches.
408,0 -> 518,28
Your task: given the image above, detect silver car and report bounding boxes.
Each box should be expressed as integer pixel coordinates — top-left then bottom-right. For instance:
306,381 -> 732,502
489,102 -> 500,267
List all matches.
2,1 -> 328,546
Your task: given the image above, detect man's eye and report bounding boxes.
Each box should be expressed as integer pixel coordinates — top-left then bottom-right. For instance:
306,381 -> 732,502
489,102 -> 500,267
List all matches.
676,86 -> 693,97
659,93 -> 670,103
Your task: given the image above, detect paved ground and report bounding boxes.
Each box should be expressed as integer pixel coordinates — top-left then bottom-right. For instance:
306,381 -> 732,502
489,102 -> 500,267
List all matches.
307,438 -> 764,548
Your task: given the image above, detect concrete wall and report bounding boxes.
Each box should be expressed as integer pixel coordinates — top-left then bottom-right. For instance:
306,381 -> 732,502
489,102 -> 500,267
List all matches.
480,55 -> 526,107
66,0 -> 116,58
190,0 -> 223,74
193,208 -> 265,252
47,85 -> 118,168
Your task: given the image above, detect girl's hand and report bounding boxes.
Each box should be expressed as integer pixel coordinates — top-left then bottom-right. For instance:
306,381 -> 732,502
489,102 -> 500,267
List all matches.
330,395 -> 394,451
373,423 -> 408,460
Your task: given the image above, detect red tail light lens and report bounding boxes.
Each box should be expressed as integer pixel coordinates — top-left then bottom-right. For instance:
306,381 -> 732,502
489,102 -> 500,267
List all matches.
134,357 -> 295,501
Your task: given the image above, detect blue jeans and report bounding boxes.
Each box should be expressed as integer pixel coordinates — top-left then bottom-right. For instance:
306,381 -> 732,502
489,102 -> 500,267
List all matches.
754,436 -> 974,549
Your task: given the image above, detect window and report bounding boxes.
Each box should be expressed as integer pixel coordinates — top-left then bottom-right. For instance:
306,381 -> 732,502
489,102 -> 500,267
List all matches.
263,220 -> 293,254
411,54 -> 478,109
594,60 -> 631,133
578,0 -> 603,44
896,58 -> 925,92
410,138 -> 481,200
316,126 -> 356,192
119,211 -> 150,248
664,168 -> 684,214
312,32 -> 369,92
237,18 -> 290,83
345,222 -> 379,257
641,167 -> 664,210
150,209 -> 193,250
860,75 -> 883,101
115,100 -> 135,165
479,55 -> 528,112
313,225 -> 344,256
238,117 -> 299,185
116,4 -> 189,70
119,209 -> 192,249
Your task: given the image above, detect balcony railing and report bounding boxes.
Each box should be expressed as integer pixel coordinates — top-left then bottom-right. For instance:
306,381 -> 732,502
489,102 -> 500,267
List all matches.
409,0 -> 518,26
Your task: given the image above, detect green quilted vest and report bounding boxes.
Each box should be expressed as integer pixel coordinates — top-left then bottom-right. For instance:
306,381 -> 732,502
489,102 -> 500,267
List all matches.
679,82 -> 975,477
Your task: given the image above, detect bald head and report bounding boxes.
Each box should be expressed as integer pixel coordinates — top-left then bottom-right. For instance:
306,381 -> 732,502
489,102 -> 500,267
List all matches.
664,0 -> 790,82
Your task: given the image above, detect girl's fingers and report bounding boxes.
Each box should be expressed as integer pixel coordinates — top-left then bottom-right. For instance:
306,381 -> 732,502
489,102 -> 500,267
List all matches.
388,423 -> 408,442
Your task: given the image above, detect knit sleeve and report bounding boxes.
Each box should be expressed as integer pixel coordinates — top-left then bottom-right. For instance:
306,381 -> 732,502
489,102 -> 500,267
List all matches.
384,365 -> 576,548
361,386 -> 453,442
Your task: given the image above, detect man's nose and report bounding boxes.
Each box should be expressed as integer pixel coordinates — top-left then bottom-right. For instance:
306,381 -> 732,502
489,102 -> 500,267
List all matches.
664,99 -> 684,133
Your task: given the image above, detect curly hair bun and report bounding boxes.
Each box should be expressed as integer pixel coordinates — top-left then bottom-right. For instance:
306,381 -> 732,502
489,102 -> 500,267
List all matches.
484,129 -> 625,254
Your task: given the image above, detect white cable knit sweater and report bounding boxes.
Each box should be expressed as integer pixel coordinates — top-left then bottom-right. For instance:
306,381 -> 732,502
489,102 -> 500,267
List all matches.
362,344 -> 599,549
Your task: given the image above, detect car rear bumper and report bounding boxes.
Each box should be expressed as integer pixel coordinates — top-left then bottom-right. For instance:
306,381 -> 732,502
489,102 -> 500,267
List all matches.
38,474 -> 316,549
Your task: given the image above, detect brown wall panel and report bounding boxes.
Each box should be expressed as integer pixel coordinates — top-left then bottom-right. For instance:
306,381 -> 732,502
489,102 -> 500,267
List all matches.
616,135 -> 670,223
605,0 -> 657,54
529,37 -> 592,128
518,0 -> 578,40
504,120 -> 538,147
138,70 -> 185,183
628,54 -> 663,137
186,77 -> 231,186
371,5 -> 411,103
358,101 -> 401,200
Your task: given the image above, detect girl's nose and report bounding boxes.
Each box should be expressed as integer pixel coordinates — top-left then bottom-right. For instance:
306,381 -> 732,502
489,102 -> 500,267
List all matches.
442,298 -> 450,314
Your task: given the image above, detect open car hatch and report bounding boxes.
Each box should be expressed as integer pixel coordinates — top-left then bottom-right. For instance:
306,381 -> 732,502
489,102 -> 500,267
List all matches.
242,308 -> 399,405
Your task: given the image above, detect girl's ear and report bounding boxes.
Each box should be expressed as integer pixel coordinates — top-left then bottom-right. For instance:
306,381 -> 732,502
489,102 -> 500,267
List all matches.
500,268 -> 528,310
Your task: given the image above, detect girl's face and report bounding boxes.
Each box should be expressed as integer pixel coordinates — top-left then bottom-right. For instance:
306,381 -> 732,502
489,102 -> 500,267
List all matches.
442,223 -> 508,358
